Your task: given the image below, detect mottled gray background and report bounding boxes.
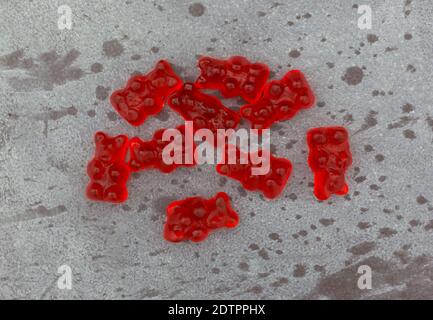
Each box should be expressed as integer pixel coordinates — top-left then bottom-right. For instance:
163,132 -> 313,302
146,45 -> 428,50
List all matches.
0,0 -> 432,300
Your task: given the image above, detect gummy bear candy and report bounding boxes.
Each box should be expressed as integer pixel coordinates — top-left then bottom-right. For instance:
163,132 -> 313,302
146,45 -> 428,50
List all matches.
164,192 -> 239,243
240,70 -> 315,130
216,145 -> 293,199
129,125 -> 196,173
306,126 -> 352,201
86,132 -> 131,203
196,56 -> 270,103
168,83 -> 240,135
110,60 -> 182,126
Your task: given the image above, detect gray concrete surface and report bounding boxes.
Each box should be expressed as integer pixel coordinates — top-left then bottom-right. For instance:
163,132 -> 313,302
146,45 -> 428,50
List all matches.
0,0 -> 432,299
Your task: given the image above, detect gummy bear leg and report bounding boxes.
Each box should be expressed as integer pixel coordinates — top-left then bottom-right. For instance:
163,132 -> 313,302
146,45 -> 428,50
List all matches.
104,185 -> 128,203
164,226 -> 186,243
188,228 -> 209,242
335,182 -> 349,196
86,182 -> 104,201
313,172 -> 331,201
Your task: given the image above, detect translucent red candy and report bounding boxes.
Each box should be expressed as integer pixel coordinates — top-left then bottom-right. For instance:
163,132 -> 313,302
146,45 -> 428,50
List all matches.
306,126 -> 352,201
240,70 -> 315,130
164,192 -> 239,243
196,56 -> 270,103
110,60 -> 182,126
216,145 -> 293,199
86,132 -> 131,203
129,125 -> 196,173
168,82 -> 240,134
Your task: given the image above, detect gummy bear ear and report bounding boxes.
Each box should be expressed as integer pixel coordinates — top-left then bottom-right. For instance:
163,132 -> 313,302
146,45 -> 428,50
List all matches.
114,135 -> 126,147
215,195 -> 227,210
198,58 -> 211,68
95,132 -> 106,143
155,60 -> 167,71
196,75 -> 207,84
240,106 -> 252,118
333,129 -> 348,143
183,83 -> 194,91
166,76 -> 178,88
311,132 -> 327,144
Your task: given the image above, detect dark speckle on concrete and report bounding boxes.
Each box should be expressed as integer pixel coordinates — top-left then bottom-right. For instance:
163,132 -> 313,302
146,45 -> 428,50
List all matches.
375,154 -> 385,162
33,106 -> 78,123
25,205 -> 67,218
95,85 -> 110,100
237,186 -> 247,197
293,264 -> 307,277
348,241 -> 376,255
238,262 -> 249,271
426,116 -> 433,131
367,34 -> 379,44
103,39 -> 124,57
271,277 -> 288,287
0,49 -> 31,69
355,176 -> 366,183
319,218 -> 335,227
356,110 -> 378,134
258,248 -> 270,260
87,110 -> 96,118
288,193 -> 297,201
402,103 -> 414,113
403,129 -> 416,140
107,111 -> 119,121
379,227 -> 398,238
342,66 -> 364,86
189,3 -> 206,17
357,222 -> 372,230
269,233 -> 281,242
5,49 -> 84,91
289,49 -> 301,58
364,144 -> 374,152
91,62 -> 103,73
416,195 -> 428,205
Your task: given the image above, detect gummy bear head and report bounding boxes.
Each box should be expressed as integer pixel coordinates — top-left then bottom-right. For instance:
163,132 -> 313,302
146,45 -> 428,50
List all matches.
165,197 -> 208,242
240,103 -> 274,130
196,57 -> 227,84
93,132 -> 128,163
147,60 -> 182,93
283,70 -> 316,109
308,127 -> 352,173
206,193 -> 238,229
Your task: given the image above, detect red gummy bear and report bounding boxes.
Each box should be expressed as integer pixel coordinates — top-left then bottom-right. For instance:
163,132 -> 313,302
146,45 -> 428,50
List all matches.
168,83 -> 240,134
306,126 -> 352,201
110,60 -> 182,126
129,125 -> 196,173
240,70 -> 315,130
196,56 -> 270,103
86,132 -> 130,203
164,192 -> 239,243
216,145 -> 293,199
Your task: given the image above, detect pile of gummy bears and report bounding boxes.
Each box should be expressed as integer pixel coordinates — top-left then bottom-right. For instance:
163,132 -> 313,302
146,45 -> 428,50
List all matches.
85,56 -> 352,243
